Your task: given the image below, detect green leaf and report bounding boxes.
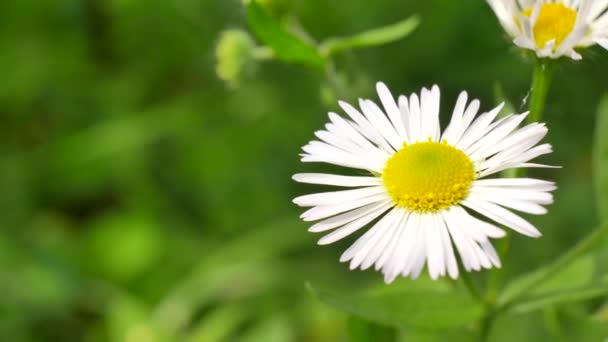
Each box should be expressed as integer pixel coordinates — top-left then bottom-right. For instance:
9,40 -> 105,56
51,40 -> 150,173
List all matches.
592,302 -> 608,322
510,281 -> 608,314
498,255 -> 595,306
320,15 -> 420,57
308,281 -> 483,330
246,1 -> 324,67
347,316 -> 397,342
186,304 -> 250,342
594,95 -> 608,223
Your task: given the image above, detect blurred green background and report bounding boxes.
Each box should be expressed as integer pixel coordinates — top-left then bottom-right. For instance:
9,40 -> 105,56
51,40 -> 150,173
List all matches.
1,0 -> 608,341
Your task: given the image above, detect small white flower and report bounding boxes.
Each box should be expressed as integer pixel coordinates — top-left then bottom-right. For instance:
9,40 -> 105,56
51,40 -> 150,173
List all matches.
293,83 -> 556,283
487,0 -> 608,60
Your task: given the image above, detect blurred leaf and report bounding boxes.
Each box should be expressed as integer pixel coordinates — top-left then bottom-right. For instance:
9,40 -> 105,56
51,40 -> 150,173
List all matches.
320,15 -> 420,57
347,316 -> 397,342
510,281 -> 608,314
246,1 -> 324,67
239,315 -> 294,342
594,95 -> 608,223
592,302 -> 608,322
498,255 -> 594,306
186,304 -> 249,342
107,293 -> 161,342
308,281 -> 483,330
154,216 -> 309,336
85,213 -> 164,283
47,112 -> 182,171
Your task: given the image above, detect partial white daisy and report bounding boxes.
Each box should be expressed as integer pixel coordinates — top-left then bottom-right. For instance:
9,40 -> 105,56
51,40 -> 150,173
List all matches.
293,83 -> 556,283
487,0 -> 608,60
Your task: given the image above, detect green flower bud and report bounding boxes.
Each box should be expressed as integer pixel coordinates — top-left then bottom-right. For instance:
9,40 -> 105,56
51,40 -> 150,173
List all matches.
215,30 -> 256,88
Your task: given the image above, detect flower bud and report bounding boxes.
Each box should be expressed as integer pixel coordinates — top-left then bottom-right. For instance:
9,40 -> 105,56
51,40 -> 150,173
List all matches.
215,30 -> 256,88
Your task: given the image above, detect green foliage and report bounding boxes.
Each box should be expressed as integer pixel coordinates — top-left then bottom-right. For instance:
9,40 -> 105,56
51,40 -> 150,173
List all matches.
320,15 -> 420,57
594,95 -> 608,223
347,316 -> 397,342
1,0 -> 608,341
499,255 -> 595,306
308,280 -> 483,330
511,281 -> 608,314
246,1 -> 325,68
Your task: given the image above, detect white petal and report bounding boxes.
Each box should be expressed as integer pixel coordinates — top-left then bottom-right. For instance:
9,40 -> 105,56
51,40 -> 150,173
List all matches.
327,112 -> 389,157
487,0 -> 521,37
419,85 -> 441,142
293,173 -> 381,187
436,214 -> 459,279
468,192 -> 548,215
408,93 -> 422,142
293,186 -> 386,207
318,203 -> 391,245
361,210 -> 407,270
443,209 -> 478,271
473,178 -> 555,189
480,240 -> 502,268
339,100 -> 393,152
359,99 -> 403,151
300,193 -> 389,221
348,208 -> 402,269
425,214 -> 445,279
308,200 -> 391,232
376,82 -> 409,142
455,103 -> 504,152
462,198 -> 542,237
451,205 -> 506,240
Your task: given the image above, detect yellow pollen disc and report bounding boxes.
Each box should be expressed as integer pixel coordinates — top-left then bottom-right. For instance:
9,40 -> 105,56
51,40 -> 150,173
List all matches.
382,140 -> 475,213
522,3 -> 577,49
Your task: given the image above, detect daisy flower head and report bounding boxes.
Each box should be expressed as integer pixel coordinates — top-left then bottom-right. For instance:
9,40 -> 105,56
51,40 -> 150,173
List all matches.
487,0 -> 608,60
293,83 -> 557,283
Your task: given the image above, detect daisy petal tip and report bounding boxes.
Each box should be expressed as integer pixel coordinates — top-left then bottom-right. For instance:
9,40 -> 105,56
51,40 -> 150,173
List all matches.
376,81 -> 388,91
317,238 -> 331,246
383,274 -> 396,284
307,227 -> 318,233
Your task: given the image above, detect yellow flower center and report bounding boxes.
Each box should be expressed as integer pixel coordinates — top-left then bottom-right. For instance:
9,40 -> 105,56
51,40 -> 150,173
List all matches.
523,3 -> 577,49
382,141 -> 475,212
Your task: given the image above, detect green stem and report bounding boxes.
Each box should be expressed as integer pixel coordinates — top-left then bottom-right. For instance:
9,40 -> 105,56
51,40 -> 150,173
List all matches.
460,267 -> 483,303
459,262 -> 493,340
485,230 -> 511,302
252,46 -> 275,60
479,312 -> 495,342
528,60 -> 554,124
324,60 -> 349,101
498,224 -> 608,310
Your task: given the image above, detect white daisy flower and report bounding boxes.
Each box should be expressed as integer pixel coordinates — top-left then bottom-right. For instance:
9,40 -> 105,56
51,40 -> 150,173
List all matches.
293,83 -> 556,283
487,0 -> 608,60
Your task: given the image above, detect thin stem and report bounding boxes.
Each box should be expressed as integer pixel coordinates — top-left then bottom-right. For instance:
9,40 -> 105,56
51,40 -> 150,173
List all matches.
479,311 -> 495,342
498,224 -> 608,310
528,59 -> 554,124
485,230 -> 511,302
324,60 -> 349,101
252,46 -> 275,60
460,266 -> 483,303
